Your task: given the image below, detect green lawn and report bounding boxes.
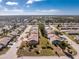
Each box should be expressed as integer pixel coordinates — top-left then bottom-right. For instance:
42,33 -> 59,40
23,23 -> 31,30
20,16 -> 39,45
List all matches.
17,31 -> 56,57
66,34 -> 79,44
17,25 -> 77,57
17,29 -> 65,57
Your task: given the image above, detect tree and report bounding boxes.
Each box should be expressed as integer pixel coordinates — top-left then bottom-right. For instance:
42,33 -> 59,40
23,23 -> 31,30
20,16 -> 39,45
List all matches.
38,23 -> 45,37
2,29 -> 7,36
59,41 -> 69,50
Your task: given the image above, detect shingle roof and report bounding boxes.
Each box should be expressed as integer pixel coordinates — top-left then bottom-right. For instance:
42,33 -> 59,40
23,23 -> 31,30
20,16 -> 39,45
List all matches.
0,37 -> 12,46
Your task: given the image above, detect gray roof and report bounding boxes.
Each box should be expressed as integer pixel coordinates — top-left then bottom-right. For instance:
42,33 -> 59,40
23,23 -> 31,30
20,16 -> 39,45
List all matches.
0,44 -> 3,49
0,37 -> 12,46
76,35 -> 79,40
10,31 -> 18,36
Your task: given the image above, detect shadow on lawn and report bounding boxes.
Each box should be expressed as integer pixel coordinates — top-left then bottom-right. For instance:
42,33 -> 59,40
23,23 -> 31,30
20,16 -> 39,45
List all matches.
52,40 -> 74,59
64,51 -> 74,59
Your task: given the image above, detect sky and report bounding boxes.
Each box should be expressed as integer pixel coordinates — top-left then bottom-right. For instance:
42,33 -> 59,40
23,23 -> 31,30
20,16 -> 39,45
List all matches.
0,0 -> 79,15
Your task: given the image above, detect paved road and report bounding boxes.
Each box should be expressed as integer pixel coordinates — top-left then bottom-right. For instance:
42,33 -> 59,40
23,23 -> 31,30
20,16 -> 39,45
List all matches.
0,25 -> 32,59
63,35 -> 79,59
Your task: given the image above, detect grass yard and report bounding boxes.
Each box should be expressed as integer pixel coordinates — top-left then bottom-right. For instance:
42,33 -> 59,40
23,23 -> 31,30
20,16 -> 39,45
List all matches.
0,47 -> 10,55
17,30 -> 65,57
66,34 -> 79,44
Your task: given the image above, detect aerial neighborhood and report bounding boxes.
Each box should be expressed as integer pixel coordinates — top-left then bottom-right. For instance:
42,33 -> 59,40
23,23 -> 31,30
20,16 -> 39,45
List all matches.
0,16 -> 79,59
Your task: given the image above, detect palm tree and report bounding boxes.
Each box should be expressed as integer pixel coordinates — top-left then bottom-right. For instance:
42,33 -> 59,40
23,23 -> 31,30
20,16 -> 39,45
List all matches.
59,41 -> 69,50
2,29 -> 7,36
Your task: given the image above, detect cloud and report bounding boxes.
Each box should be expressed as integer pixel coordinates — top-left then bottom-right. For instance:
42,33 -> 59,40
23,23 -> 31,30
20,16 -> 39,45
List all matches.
26,5 -> 30,8
6,1 -> 18,5
0,8 -> 25,15
0,8 -> 62,15
36,9 -> 60,13
1,7 -> 24,12
26,0 -> 45,8
0,5 -> 24,15
26,0 -> 43,4
0,0 -> 2,2
0,5 -> 1,8
0,8 -> 79,15
0,5 -> 8,11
